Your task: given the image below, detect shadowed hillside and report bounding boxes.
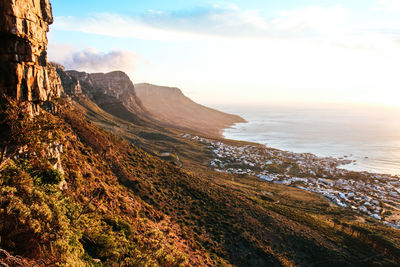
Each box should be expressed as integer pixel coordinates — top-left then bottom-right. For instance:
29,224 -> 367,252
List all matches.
135,83 -> 246,137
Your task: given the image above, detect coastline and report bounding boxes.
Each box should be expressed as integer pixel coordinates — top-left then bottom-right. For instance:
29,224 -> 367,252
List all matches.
216,118 -> 247,139
218,105 -> 400,176
183,129 -> 400,228
223,121 -> 390,176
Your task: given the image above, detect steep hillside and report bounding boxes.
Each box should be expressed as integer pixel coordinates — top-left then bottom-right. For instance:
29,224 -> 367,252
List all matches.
4,94 -> 400,266
0,98 -> 217,266
63,91 -> 400,266
3,97 -> 400,266
135,83 -> 246,137
1,1 -> 400,266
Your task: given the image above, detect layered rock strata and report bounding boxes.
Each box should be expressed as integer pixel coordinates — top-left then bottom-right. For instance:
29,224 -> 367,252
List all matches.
0,0 -> 62,103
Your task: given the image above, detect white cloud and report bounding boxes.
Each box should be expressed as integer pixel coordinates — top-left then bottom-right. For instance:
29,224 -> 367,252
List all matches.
68,49 -> 138,72
53,5 -> 351,40
47,43 -> 76,64
52,4 -> 400,58
48,46 -> 147,73
54,14 -> 203,41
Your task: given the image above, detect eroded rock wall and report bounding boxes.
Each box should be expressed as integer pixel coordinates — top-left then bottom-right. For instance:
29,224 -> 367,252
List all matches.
89,71 -> 146,114
58,69 -> 147,115
0,0 -> 61,102
55,67 -> 84,97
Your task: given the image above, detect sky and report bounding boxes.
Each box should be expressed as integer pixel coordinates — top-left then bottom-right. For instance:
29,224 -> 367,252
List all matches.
48,0 -> 400,107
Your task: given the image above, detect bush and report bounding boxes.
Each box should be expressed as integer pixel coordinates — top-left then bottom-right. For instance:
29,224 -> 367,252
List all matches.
40,168 -> 64,185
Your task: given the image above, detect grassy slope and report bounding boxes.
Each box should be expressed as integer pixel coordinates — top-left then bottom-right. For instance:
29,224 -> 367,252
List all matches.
73,97 -> 400,266
0,100 -> 215,266
1,98 -> 399,266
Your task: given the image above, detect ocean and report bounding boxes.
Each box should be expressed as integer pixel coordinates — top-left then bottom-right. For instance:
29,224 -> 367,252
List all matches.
217,104 -> 400,176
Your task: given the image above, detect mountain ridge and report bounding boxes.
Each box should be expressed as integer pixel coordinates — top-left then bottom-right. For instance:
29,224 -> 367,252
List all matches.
56,67 -> 245,137
135,82 -> 246,137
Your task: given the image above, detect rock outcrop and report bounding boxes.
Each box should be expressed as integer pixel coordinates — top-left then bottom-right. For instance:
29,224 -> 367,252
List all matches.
55,67 -> 83,96
89,71 -> 146,114
0,0 -> 61,104
57,68 -> 146,115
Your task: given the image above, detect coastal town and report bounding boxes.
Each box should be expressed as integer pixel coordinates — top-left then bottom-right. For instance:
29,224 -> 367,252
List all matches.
183,134 -> 400,228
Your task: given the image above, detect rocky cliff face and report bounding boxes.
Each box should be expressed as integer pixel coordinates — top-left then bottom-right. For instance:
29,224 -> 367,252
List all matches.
0,0 -> 62,104
55,68 -> 83,96
90,71 -> 146,114
57,68 -> 146,115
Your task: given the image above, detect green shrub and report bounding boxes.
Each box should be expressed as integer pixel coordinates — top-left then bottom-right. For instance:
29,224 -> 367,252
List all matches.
40,168 -> 64,185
